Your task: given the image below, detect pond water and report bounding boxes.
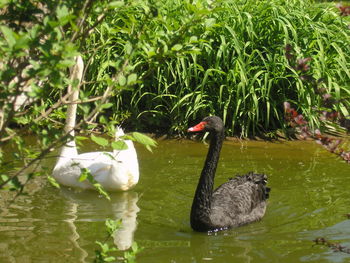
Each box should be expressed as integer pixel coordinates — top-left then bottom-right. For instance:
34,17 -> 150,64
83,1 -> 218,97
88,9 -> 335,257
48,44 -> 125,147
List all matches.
1,138 -> 350,263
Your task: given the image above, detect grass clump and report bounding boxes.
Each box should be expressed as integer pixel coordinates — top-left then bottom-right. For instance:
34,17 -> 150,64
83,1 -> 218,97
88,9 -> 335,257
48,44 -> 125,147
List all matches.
85,0 -> 350,137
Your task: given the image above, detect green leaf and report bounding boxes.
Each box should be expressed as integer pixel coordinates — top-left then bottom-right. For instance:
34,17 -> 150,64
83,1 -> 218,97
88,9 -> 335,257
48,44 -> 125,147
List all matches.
205,18 -> 216,28
75,136 -> 89,141
14,34 -> 29,50
132,132 -> 157,152
127,73 -> 137,85
147,49 -> 156,57
91,134 -> 109,147
100,103 -> 113,109
95,241 -> 104,249
1,174 -> 9,182
56,5 -> 68,18
111,140 -> 128,150
104,256 -> 116,262
1,26 -> 16,48
125,41 -> 132,55
82,168 -> 111,200
8,176 -> 22,190
108,1 -> 124,9
0,0 -> 10,8
189,36 -> 198,43
118,74 -> 126,86
171,44 -> 182,51
105,218 -> 121,234
47,176 -> 60,188
79,172 -> 88,182
131,241 -> 139,251
93,183 -> 110,200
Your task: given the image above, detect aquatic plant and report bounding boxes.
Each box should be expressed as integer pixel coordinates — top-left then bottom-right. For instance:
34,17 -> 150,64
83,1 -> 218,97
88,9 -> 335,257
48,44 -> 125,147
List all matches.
94,219 -> 142,263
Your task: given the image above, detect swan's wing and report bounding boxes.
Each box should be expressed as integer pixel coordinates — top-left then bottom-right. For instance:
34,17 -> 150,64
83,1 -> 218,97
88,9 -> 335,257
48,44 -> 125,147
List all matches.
53,152 -> 113,188
78,151 -> 139,191
53,149 -> 139,191
210,173 -> 269,227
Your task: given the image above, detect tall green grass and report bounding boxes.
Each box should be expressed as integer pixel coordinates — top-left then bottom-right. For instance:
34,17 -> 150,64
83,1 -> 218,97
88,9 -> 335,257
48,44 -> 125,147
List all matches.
86,0 -> 350,137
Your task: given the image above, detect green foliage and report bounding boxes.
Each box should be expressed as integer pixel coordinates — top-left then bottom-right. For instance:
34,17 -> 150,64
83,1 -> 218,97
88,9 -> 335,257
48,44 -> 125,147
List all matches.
47,175 -> 60,189
94,219 -> 120,263
124,242 -> 143,263
130,132 -> 157,152
91,134 -> 109,147
94,219 -> 143,263
0,0 -> 90,193
111,140 -> 129,150
79,167 -> 111,200
84,0 -> 349,136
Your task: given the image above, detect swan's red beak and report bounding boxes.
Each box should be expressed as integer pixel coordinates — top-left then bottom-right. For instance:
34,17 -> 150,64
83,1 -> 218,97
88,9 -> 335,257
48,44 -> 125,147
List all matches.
188,121 -> 207,132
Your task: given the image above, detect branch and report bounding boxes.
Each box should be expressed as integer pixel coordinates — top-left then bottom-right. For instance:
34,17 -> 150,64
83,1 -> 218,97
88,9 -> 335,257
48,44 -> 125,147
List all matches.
70,0 -> 96,42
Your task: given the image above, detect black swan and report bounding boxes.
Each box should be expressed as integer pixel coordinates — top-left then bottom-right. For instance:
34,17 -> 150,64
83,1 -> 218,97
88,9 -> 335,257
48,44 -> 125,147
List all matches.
188,116 -> 270,232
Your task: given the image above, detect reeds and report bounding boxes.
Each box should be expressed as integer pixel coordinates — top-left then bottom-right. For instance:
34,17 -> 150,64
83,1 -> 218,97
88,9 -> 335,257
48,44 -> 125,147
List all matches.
86,0 -> 350,137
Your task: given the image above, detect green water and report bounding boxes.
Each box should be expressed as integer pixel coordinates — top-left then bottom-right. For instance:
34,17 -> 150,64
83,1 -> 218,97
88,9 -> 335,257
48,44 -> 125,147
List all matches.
1,139 -> 350,263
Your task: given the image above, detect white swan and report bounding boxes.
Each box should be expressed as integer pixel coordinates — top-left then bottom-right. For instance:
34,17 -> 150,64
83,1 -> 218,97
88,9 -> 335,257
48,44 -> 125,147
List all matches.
52,56 -> 139,191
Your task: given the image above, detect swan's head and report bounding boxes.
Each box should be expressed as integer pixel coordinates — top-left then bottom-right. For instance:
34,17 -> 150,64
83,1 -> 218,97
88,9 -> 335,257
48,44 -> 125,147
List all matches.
115,126 -> 125,138
188,116 -> 224,133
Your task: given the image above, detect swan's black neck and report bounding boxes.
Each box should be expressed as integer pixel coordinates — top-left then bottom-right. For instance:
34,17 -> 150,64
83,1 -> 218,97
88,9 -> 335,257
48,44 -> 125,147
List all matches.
190,128 -> 224,231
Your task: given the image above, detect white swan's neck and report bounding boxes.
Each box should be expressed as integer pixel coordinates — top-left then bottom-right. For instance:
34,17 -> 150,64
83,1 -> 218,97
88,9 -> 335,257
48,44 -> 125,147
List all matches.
113,126 -> 137,155
60,56 -> 84,156
115,126 -> 125,138
65,56 -> 84,135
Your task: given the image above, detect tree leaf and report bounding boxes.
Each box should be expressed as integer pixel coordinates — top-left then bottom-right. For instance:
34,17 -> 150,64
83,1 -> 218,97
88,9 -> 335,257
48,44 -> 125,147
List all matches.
91,134 -> 109,147
104,256 -> 116,262
56,5 -> 68,18
125,41 -> 132,55
100,103 -> 113,109
127,73 -> 137,85
118,74 -> 126,86
132,132 -> 157,152
111,140 -> 128,150
205,18 -> 216,28
108,1 -> 124,9
1,26 -> 16,48
93,183 -> 110,200
171,44 -> 182,51
47,176 -> 60,188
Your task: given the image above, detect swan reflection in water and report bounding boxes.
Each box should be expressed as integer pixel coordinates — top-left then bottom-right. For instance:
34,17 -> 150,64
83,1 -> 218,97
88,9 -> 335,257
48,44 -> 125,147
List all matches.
61,188 -> 140,260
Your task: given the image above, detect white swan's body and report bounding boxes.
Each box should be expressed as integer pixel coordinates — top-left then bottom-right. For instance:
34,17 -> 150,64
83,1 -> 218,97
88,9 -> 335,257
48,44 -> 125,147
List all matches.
53,128 -> 139,191
52,56 -> 139,191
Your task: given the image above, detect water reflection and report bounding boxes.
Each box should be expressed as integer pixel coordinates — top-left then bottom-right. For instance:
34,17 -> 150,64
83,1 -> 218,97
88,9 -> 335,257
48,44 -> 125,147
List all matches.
60,188 -> 140,252
189,230 -> 255,263
2,139 -> 350,263
300,219 -> 350,262
65,202 -> 88,262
